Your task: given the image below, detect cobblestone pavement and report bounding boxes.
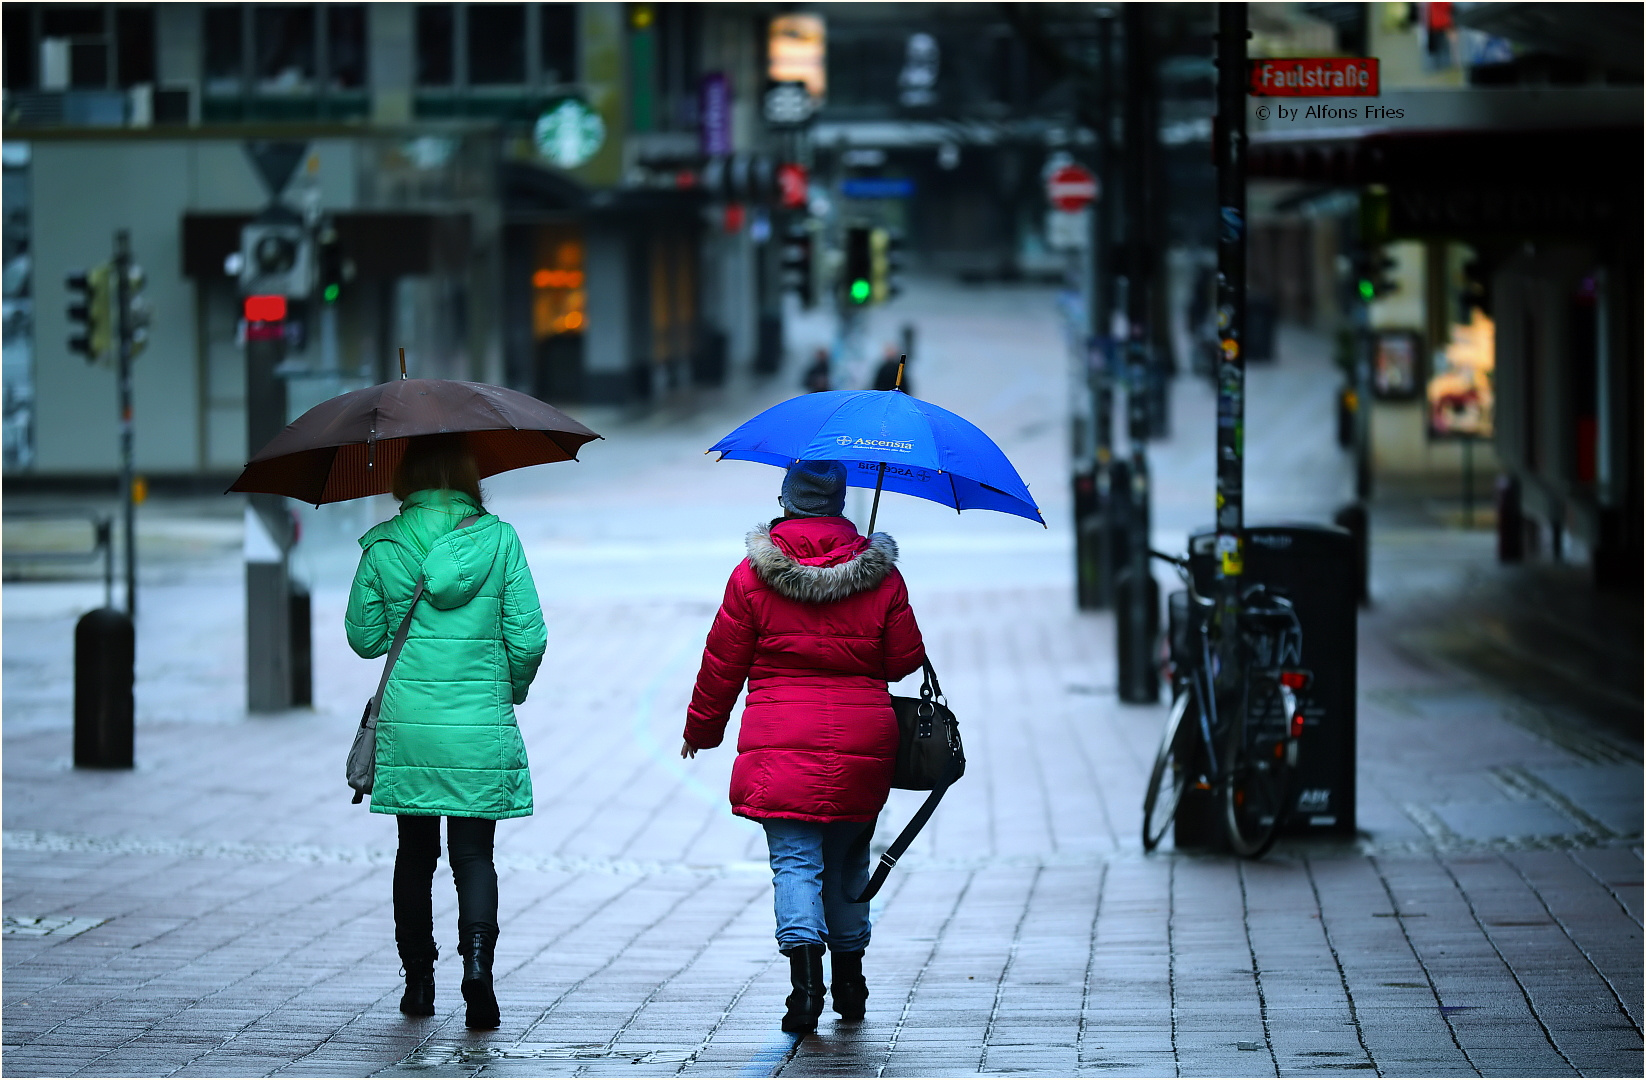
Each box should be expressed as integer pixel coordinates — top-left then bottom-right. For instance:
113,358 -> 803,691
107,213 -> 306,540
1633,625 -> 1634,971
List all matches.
4,282 -> 1640,1077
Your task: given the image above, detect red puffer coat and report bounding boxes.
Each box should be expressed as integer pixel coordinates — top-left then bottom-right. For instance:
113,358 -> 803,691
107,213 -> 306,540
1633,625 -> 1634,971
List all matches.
684,516 -> 926,823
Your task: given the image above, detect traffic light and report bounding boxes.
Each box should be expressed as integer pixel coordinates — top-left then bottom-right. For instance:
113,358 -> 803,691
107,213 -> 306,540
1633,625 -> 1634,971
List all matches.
881,229 -> 905,301
1355,250 -> 1398,302
844,225 -> 873,305
780,223 -> 815,308
238,219 -> 313,299
66,265 -> 113,362
316,222 -> 347,304
123,263 -> 151,359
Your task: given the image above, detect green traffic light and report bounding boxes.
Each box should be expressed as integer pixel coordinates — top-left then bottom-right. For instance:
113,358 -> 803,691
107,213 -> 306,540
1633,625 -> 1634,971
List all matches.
849,278 -> 871,303
1357,279 -> 1375,301
323,283 -> 340,303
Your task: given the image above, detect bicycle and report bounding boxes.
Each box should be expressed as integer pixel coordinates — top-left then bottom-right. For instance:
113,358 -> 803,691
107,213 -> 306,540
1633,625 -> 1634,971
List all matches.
1141,548 -> 1309,858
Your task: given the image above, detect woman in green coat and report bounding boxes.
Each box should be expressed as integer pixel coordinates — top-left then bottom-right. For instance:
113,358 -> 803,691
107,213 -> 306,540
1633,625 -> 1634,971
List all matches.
345,434 -> 547,1029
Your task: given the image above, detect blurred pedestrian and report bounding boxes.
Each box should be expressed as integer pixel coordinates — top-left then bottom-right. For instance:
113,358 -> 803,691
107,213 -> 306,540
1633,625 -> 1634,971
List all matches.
345,433 -> 547,1030
802,348 -> 832,393
680,460 -> 926,1033
871,346 -> 910,396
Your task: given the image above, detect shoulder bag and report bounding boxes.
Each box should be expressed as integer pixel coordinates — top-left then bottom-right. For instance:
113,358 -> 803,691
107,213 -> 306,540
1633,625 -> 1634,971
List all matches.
346,513 -> 478,804
847,658 -> 965,902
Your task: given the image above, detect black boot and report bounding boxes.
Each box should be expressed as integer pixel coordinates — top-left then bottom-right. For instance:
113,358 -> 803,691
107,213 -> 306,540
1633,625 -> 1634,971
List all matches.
829,949 -> 867,1021
460,930 -> 500,1030
398,942 -> 437,1017
780,944 -> 826,1034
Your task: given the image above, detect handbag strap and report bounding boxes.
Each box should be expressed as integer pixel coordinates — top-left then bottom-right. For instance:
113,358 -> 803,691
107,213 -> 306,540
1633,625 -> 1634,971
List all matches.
846,753 -> 963,905
365,512 -> 480,723
919,658 -> 944,703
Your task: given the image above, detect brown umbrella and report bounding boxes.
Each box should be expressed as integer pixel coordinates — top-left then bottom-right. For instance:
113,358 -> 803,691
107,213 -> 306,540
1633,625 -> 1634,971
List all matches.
228,378 -> 602,505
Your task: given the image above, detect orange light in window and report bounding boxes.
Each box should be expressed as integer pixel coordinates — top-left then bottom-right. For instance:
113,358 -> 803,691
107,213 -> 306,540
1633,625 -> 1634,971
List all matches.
563,311 -> 584,330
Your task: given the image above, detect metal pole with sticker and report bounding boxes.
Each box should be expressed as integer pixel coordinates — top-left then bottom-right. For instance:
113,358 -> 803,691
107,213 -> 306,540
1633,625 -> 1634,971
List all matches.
1213,3 -> 1248,673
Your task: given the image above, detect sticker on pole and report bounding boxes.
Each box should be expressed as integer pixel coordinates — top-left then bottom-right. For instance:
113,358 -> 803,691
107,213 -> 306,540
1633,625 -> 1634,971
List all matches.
1046,164 -> 1099,212
1248,58 -> 1379,97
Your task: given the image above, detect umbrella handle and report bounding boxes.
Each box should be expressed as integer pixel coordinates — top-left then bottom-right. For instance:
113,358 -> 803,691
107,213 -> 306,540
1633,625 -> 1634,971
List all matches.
896,354 -> 906,391
867,460 -> 887,535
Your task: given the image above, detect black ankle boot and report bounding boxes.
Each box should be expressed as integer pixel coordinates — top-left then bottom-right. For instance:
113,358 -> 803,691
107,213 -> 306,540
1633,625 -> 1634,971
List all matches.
460,931 -> 500,1030
829,949 -> 867,1021
780,944 -> 826,1034
398,943 -> 438,1017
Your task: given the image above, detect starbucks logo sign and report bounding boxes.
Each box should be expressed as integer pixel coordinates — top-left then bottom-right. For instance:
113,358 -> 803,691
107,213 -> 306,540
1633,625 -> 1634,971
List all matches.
534,100 -> 606,169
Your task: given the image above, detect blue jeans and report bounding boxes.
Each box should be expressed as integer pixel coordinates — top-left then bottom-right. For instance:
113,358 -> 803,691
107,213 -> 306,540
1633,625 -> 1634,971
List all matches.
760,818 -> 874,952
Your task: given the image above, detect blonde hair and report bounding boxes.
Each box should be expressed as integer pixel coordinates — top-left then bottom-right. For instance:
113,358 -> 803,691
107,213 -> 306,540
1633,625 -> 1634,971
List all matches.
392,433 -> 484,505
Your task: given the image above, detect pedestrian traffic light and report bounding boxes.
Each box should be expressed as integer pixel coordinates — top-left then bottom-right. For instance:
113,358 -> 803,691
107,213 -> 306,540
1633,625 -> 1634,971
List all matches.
66,265 -> 113,362
316,222 -> 346,304
123,263 -> 151,359
780,224 -> 816,308
844,226 -> 873,306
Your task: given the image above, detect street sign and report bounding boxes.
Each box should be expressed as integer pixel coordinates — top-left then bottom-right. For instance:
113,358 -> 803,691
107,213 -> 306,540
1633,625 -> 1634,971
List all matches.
841,177 -> 913,200
1047,164 -> 1099,212
1248,57 -> 1379,97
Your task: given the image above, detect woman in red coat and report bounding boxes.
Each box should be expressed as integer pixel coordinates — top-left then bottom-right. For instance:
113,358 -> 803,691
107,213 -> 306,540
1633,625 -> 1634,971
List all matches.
682,460 -> 926,1034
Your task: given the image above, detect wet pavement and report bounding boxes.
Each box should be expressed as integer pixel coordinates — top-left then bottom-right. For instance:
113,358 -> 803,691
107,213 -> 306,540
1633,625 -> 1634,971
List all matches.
4,280 -> 1640,1077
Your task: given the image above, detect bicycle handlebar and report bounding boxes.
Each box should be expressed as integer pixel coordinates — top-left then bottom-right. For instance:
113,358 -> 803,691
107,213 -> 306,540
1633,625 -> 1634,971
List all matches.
1149,549 -> 1213,607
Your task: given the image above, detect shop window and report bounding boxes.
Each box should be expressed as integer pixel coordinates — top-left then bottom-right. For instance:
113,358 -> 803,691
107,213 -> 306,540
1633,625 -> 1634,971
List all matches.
541,3 -> 578,85
327,5 -> 368,90
203,6 -> 244,92
115,6 -> 156,88
469,4 -> 527,85
417,4 -> 455,86
532,230 -> 586,340
255,5 -> 316,92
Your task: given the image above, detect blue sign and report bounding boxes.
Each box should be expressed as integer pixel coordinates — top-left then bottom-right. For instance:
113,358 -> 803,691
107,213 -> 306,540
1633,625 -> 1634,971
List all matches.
842,178 -> 915,199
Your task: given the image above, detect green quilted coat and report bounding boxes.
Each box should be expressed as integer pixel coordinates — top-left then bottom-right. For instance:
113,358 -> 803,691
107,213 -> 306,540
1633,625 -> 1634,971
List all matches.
345,489 -> 547,819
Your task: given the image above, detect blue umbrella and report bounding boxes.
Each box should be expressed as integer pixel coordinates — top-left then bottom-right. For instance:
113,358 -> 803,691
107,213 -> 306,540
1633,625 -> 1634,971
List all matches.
709,383 -> 1043,530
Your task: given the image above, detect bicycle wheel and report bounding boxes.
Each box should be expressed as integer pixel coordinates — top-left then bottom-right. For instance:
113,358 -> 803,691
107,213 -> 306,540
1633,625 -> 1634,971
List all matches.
1220,681 -> 1294,858
1142,687 -> 1194,851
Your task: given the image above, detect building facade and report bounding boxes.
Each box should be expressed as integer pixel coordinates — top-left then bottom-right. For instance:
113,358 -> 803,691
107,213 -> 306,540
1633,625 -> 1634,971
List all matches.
3,2 -> 783,481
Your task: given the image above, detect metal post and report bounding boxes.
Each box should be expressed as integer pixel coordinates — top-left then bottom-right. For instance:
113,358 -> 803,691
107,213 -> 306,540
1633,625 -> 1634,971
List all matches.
113,230 -> 136,617
1077,10 -> 1119,611
1116,3 -> 1158,704
1212,3 -> 1248,675
245,306 -> 293,713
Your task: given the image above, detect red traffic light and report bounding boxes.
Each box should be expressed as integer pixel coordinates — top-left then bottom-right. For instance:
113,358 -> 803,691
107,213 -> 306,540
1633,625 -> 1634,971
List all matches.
244,294 -> 287,322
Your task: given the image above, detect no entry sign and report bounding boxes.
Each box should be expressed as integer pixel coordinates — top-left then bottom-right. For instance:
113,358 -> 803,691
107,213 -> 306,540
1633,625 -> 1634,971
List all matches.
1249,57 -> 1380,97
1047,164 -> 1099,212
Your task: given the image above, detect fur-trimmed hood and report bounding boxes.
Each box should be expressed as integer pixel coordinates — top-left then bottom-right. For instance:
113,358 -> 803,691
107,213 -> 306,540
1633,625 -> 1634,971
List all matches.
746,518 -> 898,603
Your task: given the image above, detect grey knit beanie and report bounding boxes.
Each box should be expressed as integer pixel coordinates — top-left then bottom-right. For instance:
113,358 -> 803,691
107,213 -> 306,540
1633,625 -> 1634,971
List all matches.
780,459 -> 848,518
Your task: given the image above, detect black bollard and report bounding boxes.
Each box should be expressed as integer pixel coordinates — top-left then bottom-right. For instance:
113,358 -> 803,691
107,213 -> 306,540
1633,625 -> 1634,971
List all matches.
74,607 -> 134,768
1114,565 -> 1160,704
1495,474 -> 1523,563
1332,502 -> 1369,607
289,584 -> 312,708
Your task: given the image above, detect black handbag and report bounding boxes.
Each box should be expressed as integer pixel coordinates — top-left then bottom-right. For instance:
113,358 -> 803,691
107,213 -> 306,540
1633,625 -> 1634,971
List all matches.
848,659 -> 965,903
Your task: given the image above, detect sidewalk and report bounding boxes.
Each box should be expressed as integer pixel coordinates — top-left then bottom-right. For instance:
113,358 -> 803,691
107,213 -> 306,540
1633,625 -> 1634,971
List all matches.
4,281 -> 1640,1078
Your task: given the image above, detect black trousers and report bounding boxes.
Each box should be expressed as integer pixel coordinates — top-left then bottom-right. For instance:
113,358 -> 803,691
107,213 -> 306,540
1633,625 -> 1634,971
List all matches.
393,815 -> 498,955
